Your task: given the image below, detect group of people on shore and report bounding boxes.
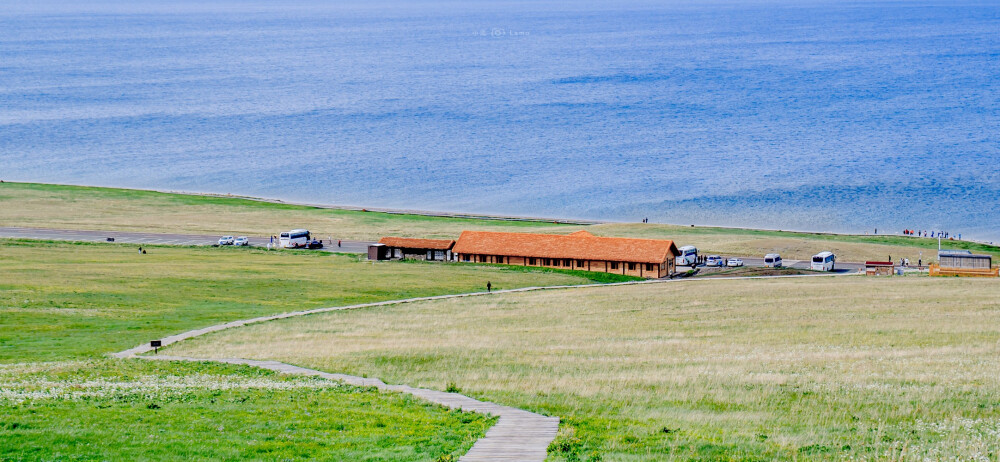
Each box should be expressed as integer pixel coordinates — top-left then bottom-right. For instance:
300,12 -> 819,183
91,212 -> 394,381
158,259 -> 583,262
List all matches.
903,229 -> 960,240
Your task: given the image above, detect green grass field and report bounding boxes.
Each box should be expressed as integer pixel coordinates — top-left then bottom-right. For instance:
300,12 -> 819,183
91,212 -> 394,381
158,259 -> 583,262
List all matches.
0,359 -> 492,461
4,181 -> 997,262
3,182 -> 999,460
0,238 -> 625,460
169,276 -> 1000,461
0,181 -> 574,240
0,239 -> 626,362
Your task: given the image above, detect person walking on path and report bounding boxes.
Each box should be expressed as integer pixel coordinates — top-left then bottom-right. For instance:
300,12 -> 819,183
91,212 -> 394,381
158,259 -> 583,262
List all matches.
338,240 -> 342,248
487,281 -> 492,293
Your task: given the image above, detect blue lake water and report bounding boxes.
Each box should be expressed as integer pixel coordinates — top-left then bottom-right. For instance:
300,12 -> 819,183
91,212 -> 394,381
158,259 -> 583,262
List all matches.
2,0 -> 998,240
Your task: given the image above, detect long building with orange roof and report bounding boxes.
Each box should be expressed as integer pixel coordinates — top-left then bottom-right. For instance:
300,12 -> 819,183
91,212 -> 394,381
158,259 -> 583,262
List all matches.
452,230 -> 680,278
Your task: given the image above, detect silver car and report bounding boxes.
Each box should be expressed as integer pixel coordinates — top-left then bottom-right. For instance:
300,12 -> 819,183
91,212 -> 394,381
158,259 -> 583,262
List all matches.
233,236 -> 249,246
218,236 -> 235,245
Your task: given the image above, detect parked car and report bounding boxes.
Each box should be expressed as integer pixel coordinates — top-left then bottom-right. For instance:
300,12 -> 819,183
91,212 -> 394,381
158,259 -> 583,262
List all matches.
233,236 -> 249,246
706,255 -> 725,267
726,258 -> 744,267
306,239 -> 324,249
763,253 -> 782,268
218,236 -> 235,245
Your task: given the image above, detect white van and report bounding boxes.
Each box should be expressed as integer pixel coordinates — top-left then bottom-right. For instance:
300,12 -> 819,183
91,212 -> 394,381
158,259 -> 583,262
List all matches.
763,253 -> 782,268
677,245 -> 698,266
279,229 -> 310,248
811,251 -> 836,271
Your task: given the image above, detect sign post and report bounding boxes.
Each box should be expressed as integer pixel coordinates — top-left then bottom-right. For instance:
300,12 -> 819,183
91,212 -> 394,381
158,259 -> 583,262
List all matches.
150,340 -> 162,354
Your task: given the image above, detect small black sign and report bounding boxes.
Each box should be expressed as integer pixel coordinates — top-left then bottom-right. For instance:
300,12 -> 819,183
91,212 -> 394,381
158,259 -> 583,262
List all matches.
150,340 -> 162,347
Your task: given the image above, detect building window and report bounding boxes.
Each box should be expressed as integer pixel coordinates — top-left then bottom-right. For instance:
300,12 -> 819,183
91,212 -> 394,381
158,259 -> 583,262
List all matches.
544,258 -> 551,266
563,259 -> 571,267
610,262 -> 618,270
646,263 -> 654,271
463,255 -> 470,262
529,258 -> 536,265
577,260 -> 585,267
628,263 -> 636,270
496,256 -> 504,264
479,255 -> 487,263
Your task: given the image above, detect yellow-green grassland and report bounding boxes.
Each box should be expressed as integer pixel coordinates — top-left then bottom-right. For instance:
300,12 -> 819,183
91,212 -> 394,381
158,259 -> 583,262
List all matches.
170,276 -> 1000,461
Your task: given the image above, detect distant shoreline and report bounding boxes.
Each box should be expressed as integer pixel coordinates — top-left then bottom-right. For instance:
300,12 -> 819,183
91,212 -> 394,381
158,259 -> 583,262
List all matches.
4,181 -> 601,226
8,180 -> 993,246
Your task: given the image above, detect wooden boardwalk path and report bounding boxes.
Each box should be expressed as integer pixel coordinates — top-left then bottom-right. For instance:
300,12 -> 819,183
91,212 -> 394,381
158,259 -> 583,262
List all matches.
113,273 -> 848,459
113,280 -> 659,358
112,285 -> 604,460
140,355 -> 559,461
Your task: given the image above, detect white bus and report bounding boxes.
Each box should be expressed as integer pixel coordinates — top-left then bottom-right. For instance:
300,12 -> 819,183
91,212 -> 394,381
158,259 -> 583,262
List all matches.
279,229 -> 310,248
811,251 -> 836,271
763,253 -> 782,268
677,245 -> 698,266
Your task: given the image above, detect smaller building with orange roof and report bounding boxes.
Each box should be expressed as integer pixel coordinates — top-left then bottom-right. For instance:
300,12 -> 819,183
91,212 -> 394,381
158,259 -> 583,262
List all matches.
452,230 -> 679,278
376,236 -> 455,261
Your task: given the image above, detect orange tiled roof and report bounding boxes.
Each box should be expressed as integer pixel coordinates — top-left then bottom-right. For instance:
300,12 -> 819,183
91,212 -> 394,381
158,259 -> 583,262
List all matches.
378,237 -> 455,250
452,230 -> 679,264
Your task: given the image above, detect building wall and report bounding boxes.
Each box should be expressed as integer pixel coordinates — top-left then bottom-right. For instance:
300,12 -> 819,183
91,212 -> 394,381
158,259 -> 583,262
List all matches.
368,245 -> 388,261
401,250 -> 427,260
940,255 -> 992,269
457,253 -> 674,279
388,247 -> 453,261
866,266 -> 893,276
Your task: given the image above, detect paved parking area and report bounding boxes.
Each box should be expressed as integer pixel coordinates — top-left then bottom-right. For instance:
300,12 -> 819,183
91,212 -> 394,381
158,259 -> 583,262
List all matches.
2,226 -> 868,269
0,227 -> 373,253
680,257 -> 864,273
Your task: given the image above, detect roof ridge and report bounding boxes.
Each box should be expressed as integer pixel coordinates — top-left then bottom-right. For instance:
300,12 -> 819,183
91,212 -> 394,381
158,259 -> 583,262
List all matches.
453,230 -> 679,264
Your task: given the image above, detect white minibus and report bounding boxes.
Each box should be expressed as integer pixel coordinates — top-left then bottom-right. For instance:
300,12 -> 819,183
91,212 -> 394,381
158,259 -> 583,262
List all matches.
279,229 -> 311,248
677,245 -> 698,266
811,251 -> 836,271
763,253 -> 782,268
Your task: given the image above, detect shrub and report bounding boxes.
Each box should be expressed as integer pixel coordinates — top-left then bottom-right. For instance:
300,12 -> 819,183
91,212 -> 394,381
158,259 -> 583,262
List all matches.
548,427 -> 584,461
